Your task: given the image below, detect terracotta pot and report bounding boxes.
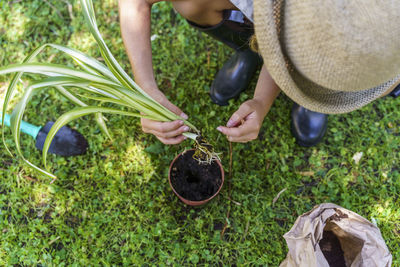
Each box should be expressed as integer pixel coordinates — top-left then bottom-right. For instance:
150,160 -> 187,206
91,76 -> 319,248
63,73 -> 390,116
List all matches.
168,149 -> 224,206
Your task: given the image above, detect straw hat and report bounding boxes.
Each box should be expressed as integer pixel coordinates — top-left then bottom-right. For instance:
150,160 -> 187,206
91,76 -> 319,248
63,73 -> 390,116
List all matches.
253,0 -> 400,114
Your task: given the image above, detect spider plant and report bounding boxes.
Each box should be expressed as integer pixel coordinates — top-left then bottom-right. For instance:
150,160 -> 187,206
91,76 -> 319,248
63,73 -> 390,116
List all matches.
0,0 -> 218,179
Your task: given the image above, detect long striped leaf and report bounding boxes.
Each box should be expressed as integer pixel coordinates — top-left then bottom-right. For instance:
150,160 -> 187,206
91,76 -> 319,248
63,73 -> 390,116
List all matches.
0,0 -> 203,179
0,63 -> 119,86
77,83 -> 169,121
10,77 -> 92,155
80,0 -> 190,125
55,85 -> 112,139
2,44 -> 51,156
42,106 -> 145,169
9,77 -> 90,179
48,44 -> 118,82
1,43 -> 116,141
94,112 -> 112,140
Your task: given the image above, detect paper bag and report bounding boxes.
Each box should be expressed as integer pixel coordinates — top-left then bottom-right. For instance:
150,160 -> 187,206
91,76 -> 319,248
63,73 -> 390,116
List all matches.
280,203 -> 392,267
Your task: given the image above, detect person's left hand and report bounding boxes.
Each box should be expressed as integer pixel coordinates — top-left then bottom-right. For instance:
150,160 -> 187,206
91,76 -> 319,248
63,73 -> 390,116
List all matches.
216,98 -> 270,143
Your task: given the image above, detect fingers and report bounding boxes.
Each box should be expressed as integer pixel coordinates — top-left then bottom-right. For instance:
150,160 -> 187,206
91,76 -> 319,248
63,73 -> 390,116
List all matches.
141,88 -> 189,144
147,124 -> 190,139
142,119 -> 184,134
217,99 -> 266,143
226,102 -> 253,127
157,135 -> 187,145
217,122 -> 260,143
142,118 -> 190,144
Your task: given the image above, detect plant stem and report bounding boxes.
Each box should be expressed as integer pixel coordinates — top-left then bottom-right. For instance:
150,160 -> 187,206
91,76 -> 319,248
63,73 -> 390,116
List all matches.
221,141 -> 233,238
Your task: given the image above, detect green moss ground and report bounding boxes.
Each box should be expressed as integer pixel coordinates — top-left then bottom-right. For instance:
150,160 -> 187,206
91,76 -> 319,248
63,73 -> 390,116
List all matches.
0,1 -> 399,265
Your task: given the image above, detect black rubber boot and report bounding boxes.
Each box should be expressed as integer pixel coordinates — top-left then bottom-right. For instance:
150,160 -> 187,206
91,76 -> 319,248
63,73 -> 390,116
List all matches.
291,103 -> 328,147
389,83 -> 400,98
187,10 -> 262,106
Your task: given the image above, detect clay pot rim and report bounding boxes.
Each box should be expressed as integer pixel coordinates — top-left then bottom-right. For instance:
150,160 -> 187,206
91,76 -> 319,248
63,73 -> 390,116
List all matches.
168,149 -> 224,206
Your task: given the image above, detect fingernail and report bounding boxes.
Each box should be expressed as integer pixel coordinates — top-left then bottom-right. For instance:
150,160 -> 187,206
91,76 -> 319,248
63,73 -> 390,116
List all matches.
179,120 -> 184,125
226,120 -> 235,127
183,136 -> 188,140
183,126 -> 190,131
216,126 -> 223,133
180,113 -> 188,120
227,115 -> 239,127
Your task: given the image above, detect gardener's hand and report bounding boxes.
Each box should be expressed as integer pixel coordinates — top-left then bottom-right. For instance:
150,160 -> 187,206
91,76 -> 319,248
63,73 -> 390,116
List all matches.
216,99 -> 269,143
141,93 -> 190,145
217,65 -> 281,142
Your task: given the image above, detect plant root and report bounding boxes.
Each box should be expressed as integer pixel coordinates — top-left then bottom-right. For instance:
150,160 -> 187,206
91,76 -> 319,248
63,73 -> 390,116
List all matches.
192,135 -> 221,164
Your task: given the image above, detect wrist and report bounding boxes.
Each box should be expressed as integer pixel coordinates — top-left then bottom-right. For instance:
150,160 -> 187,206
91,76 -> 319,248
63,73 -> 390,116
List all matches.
254,85 -> 280,111
137,82 -> 167,103
138,81 -> 161,95
137,80 -> 158,91
252,96 -> 272,116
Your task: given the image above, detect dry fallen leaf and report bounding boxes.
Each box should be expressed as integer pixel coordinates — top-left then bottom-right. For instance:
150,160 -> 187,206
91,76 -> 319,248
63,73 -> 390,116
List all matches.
299,171 -> 315,176
151,34 -> 159,41
352,152 -> 363,164
273,188 -> 287,206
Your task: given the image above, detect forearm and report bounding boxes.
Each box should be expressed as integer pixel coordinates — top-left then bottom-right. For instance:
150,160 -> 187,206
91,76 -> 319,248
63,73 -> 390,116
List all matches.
253,64 -> 280,114
118,0 -> 159,93
119,0 -> 189,145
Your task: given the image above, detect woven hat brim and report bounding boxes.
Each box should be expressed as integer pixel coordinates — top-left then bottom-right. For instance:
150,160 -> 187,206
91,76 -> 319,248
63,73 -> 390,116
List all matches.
254,0 -> 400,114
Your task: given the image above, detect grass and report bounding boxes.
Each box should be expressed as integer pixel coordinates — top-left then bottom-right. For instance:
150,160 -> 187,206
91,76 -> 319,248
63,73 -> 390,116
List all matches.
1,1 -> 399,265
1,0 -> 209,179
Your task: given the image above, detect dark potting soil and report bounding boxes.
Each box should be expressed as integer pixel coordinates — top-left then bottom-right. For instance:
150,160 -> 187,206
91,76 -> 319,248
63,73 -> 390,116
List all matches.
170,150 -> 222,201
319,231 -> 346,267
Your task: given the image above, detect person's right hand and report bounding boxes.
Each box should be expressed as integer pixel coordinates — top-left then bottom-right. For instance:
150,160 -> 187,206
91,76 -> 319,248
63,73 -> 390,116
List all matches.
141,92 -> 190,145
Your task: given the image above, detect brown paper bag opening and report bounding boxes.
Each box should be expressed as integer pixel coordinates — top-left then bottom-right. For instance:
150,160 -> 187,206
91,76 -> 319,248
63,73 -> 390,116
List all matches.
280,203 -> 392,267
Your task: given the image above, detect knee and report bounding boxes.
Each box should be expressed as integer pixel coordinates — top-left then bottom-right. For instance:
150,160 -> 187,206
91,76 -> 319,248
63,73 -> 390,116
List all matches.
172,3 -> 222,25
